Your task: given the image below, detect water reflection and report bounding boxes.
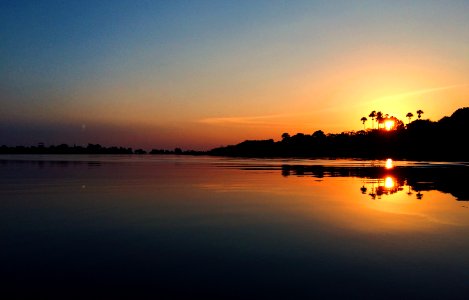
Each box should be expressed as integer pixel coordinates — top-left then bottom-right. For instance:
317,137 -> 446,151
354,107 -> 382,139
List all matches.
385,158 -> 393,169
281,163 -> 469,201
363,176 -> 418,200
384,176 -> 395,189
1,156 -> 469,298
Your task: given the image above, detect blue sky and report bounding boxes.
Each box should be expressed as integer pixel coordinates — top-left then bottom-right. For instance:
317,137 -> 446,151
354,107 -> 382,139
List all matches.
1,0 -> 468,149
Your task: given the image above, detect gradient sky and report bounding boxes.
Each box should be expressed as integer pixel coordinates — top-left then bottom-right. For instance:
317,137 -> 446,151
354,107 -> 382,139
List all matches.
1,0 -> 468,150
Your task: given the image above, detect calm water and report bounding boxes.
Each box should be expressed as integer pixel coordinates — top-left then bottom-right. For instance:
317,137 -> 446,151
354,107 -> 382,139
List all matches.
1,155 -> 469,299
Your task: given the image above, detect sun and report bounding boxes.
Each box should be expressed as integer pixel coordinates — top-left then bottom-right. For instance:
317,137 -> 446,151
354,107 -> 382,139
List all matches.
384,120 -> 395,131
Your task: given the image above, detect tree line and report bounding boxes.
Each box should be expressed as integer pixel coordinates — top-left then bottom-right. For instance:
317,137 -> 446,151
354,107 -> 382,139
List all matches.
360,109 -> 424,130
0,143 -> 134,155
209,107 -> 469,160
2,107 -> 467,160
0,143 -> 204,155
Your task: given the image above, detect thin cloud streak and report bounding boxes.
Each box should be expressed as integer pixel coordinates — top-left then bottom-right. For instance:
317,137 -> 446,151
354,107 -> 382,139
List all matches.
198,114 -> 292,126
197,107 -> 339,126
198,84 -> 468,126
366,83 -> 468,106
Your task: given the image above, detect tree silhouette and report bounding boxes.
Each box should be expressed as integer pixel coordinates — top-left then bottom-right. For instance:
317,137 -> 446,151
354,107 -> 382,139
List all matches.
406,112 -> 414,124
312,130 -> 326,139
417,110 -> 424,119
369,111 -> 377,129
391,116 -> 405,130
360,117 -> 367,130
281,132 -> 290,141
207,107 -> 469,160
376,111 -> 384,130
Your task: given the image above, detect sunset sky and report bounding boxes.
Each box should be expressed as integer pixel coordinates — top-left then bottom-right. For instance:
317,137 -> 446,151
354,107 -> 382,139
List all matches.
1,0 -> 468,150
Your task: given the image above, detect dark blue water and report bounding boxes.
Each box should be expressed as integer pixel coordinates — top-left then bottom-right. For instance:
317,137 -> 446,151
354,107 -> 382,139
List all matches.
1,155 -> 469,299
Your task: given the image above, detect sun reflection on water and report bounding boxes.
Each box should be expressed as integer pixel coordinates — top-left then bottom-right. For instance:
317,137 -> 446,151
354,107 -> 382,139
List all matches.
385,158 -> 393,169
384,176 -> 395,189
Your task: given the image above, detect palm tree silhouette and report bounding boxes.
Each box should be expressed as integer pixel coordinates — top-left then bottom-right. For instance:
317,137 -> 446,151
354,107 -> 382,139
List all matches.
406,112 -> 414,124
376,111 -> 384,130
417,110 -> 424,119
368,111 -> 377,129
360,117 -> 367,130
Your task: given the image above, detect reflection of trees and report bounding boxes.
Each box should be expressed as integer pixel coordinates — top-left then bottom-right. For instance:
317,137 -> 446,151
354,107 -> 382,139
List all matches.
406,185 -> 413,196
362,177 -> 419,200
361,176 -> 407,200
280,164 -> 469,201
360,185 -> 367,194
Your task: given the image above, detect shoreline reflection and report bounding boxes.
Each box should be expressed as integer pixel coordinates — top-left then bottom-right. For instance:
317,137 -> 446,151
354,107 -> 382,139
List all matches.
363,176 -> 416,200
281,164 -> 469,201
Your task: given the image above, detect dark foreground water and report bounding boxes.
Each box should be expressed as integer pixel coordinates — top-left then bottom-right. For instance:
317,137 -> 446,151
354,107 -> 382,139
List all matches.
1,155 -> 469,299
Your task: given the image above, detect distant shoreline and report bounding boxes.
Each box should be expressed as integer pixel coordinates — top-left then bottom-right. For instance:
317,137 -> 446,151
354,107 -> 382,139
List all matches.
2,107 -> 468,161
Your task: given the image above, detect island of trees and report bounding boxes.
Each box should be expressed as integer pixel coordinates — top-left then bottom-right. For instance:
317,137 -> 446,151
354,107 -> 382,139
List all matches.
208,107 -> 469,160
1,107 -> 468,161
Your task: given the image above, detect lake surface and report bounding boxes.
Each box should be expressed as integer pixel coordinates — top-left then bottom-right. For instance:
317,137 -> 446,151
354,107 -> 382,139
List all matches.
1,155 -> 469,299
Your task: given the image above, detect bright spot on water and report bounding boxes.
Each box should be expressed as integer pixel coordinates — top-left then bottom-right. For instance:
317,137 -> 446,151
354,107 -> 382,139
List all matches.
385,158 -> 393,169
384,176 -> 395,189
